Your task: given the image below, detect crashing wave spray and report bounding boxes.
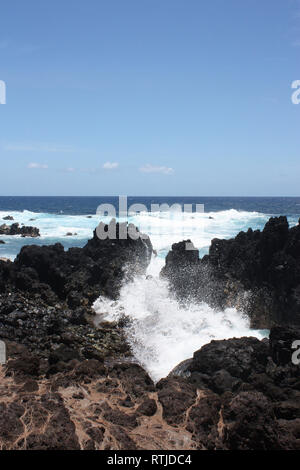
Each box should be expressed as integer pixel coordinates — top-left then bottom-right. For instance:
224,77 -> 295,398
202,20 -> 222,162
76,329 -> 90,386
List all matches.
93,256 -> 267,382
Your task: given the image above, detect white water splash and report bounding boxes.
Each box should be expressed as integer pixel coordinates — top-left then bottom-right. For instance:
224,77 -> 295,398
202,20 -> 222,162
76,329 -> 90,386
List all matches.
93,257 -> 267,382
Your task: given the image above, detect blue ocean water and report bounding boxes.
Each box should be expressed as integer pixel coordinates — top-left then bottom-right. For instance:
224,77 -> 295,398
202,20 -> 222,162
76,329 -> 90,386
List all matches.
1,196 -> 300,215
0,196 -> 299,260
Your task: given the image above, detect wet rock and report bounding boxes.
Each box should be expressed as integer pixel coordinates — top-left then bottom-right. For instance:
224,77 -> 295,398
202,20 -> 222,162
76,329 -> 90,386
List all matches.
189,337 -> 268,381
3,216 -> 14,221
119,395 -> 134,408
0,223 -> 40,237
177,328 -> 300,449
25,393 -> 80,450
156,377 -> 197,425
9,222 -> 151,303
0,291 -> 130,367
85,426 -> 105,444
0,222 -> 150,371
162,217 -> 300,328
1,327 -> 300,450
210,369 -> 241,394
186,390 -> 221,450
136,398 -> 157,416
108,363 -> 155,398
6,352 -> 40,377
0,402 -> 25,448
49,345 -> 81,365
221,391 -> 280,450
20,379 -> 39,392
102,409 -> 138,428
109,425 -> 137,450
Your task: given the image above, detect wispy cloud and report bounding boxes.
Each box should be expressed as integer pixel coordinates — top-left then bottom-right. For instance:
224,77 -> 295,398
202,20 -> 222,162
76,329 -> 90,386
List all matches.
103,161 -> 119,170
64,167 -> 76,173
139,164 -> 174,175
4,142 -> 75,153
27,162 -> 48,169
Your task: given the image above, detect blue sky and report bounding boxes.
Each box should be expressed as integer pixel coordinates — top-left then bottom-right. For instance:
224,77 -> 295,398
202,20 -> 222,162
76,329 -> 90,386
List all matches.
0,0 -> 300,196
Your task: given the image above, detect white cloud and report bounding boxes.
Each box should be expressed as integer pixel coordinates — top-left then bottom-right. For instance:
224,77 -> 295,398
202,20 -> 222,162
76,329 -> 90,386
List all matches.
27,162 -> 48,169
65,167 -> 76,173
103,161 -> 119,170
139,164 -> 174,175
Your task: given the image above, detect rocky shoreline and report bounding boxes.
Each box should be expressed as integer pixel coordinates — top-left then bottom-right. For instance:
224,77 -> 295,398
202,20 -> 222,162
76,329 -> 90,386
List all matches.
161,216 -> 300,329
0,217 -> 299,450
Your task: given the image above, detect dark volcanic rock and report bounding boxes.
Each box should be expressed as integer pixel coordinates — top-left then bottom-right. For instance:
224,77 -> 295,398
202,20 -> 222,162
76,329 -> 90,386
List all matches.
166,327 -> 300,450
0,293 -> 131,366
161,217 -> 300,328
0,223 -> 40,237
136,398 -> 157,416
3,216 -> 14,221
0,327 -> 300,450
8,222 -> 152,303
156,377 -> 197,425
190,337 -> 268,382
108,363 -> 155,398
221,391 -> 280,450
0,222 -> 151,372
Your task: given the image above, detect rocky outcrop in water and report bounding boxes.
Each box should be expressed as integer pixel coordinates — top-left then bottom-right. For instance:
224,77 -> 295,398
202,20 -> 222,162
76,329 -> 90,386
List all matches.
161,216 -> 300,328
0,223 -> 40,237
0,222 -> 152,306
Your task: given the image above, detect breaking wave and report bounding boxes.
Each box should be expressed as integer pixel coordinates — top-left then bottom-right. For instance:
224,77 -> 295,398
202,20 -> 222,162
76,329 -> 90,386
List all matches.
93,256 -> 268,381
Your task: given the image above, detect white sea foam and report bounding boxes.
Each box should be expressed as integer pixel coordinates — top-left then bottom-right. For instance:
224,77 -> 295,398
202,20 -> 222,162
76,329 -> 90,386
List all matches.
93,256 -> 268,381
0,208 -> 271,253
